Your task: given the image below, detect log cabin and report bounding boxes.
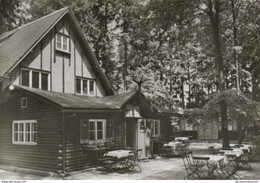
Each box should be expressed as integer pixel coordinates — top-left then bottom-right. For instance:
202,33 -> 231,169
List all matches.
0,7 -> 173,176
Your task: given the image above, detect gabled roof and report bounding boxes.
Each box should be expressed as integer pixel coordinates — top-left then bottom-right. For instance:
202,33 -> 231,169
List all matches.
0,7 -> 114,95
13,85 -> 136,110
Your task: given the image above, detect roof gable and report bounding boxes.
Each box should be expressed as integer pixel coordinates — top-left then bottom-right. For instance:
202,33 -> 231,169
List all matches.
0,7 -> 114,95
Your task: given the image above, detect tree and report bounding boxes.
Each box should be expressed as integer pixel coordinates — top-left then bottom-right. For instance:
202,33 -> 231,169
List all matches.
0,0 -> 29,34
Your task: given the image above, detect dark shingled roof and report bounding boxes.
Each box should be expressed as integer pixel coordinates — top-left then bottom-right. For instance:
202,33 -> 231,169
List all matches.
14,85 -> 136,110
0,7 -> 114,95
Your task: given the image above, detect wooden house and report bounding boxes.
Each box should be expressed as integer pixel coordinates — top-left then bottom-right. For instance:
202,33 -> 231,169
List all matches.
0,7 -> 173,175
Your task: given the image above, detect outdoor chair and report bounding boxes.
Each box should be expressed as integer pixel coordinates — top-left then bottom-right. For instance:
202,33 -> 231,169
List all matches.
126,149 -> 142,173
179,151 -> 207,179
97,152 -> 117,174
160,146 -> 174,157
208,146 -> 224,155
248,146 -> 260,162
237,149 -> 252,170
176,146 -> 189,157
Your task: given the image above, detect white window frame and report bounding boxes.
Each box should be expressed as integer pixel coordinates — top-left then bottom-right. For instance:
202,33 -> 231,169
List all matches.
12,120 -> 37,145
21,97 -> 27,108
56,33 -> 70,53
89,119 -> 106,141
21,68 -> 50,90
76,78 -> 96,96
153,120 -> 161,136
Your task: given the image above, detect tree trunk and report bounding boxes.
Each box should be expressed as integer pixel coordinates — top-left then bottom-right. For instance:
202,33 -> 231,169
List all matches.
207,0 -> 229,148
231,0 -> 243,144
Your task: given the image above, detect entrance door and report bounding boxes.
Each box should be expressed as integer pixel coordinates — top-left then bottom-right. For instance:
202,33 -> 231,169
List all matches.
137,119 -> 151,158
126,119 -> 136,149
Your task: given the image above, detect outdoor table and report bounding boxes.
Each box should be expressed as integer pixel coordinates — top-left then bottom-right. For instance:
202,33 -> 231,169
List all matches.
230,144 -> 252,153
220,148 -> 243,157
193,154 -> 227,179
105,150 -> 134,172
193,154 -> 227,168
175,137 -> 189,141
106,150 -> 132,158
164,141 -> 182,149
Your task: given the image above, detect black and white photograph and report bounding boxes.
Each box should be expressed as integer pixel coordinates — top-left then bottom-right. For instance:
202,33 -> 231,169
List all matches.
0,0 -> 260,181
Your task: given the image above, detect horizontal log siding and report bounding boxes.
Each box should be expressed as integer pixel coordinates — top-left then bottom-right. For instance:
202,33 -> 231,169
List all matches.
64,112 -> 124,172
0,91 -> 63,173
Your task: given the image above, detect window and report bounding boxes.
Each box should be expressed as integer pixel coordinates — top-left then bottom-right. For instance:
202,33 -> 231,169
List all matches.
13,120 -> 37,145
21,97 -> 27,108
76,78 -> 96,96
126,105 -> 141,117
32,71 -> 39,88
153,120 -> 160,136
41,73 -> 48,90
56,33 -> 70,52
21,70 -> 30,87
21,69 -> 49,90
89,120 -> 106,140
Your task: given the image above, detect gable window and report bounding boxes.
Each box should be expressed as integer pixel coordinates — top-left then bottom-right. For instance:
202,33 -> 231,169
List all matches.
21,97 -> 27,108
76,77 -> 96,96
153,120 -> 160,136
89,120 -> 106,140
21,69 -> 49,90
21,70 -> 30,87
56,33 -> 70,52
13,120 -> 37,145
126,105 -> 141,118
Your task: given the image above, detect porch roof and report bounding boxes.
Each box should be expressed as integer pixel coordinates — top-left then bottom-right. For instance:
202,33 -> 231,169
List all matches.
13,85 -> 136,110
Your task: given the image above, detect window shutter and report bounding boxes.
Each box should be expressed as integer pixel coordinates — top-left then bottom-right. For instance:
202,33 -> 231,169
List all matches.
106,119 -> 114,139
80,119 -> 89,144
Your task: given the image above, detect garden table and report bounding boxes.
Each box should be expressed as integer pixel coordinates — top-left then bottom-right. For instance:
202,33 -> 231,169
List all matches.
164,141 -> 182,149
220,148 -> 243,157
193,154 -> 227,168
106,150 -> 132,158
105,150 -> 134,172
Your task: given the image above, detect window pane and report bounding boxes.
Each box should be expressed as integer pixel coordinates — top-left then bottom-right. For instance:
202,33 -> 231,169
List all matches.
31,133 -> 36,142
83,80 -> 88,94
19,123 -> 24,132
14,133 -> 18,141
97,131 -> 103,140
76,79 -> 81,93
25,123 -> 30,131
89,80 -> 94,95
57,34 -> 61,42
63,44 -> 67,51
97,122 -> 103,130
140,121 -> 145,130
41,73 -> 48,90
22,70 -> 30,86
31,123 -> 36,132
32,71 -> 39,88
57,42 -> 62,49
89,132 -> 95,140
25,132 -> 30,142
63,36 -> 68,43
89,122 -> 95,130
14,123 -> 18,131
19,132 -> 24,142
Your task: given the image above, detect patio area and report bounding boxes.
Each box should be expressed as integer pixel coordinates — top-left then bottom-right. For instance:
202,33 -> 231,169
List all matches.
0,142 -> 260,180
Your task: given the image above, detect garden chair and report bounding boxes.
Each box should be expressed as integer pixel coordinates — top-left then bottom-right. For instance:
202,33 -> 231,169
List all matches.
208,146 -> 224,155
236,149 -> 252,170
125,149 -> 142,173
248,146 -> 260,162
176,146 -> 189,157
160,146 -> 174,157
179,151 -> 207,179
